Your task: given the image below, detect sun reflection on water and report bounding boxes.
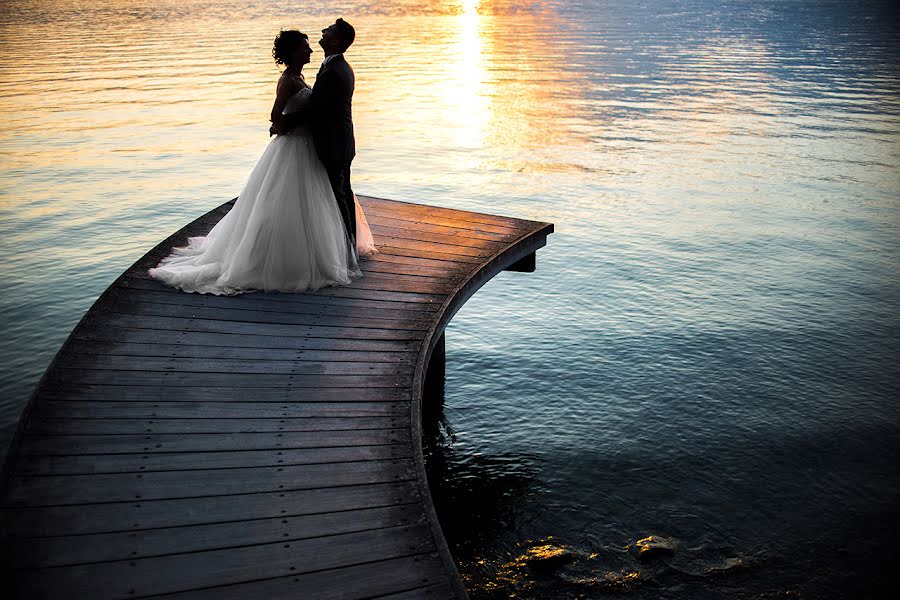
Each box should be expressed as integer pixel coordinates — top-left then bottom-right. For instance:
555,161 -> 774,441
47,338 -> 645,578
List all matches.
445,0 -> 490,152
462,0 -> 480,14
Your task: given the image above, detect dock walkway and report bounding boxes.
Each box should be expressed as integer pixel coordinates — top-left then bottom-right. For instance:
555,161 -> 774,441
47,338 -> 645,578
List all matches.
1,196 -> 552,599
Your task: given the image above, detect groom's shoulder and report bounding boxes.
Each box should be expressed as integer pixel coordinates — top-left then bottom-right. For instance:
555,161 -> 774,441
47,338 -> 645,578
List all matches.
332,57 -> 354,79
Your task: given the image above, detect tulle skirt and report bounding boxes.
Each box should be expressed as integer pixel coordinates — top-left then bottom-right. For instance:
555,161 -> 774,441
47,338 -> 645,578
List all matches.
149,133 -> 369,295
354,193 -> 378,257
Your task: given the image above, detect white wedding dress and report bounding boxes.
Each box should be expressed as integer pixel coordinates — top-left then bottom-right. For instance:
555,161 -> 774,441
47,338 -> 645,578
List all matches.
150,86 -> 374,296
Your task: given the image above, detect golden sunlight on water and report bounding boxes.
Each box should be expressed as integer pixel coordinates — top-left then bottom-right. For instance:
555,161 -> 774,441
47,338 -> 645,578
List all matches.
446,1 -> 488,151
353,5 -> 575,211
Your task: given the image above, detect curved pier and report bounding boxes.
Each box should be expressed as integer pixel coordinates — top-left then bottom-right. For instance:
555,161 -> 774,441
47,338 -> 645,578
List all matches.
0,195 -> 552,599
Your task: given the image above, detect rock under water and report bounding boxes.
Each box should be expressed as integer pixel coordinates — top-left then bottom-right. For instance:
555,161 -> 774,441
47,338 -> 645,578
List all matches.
631,535 -> 677,561
523,543 -> 575,571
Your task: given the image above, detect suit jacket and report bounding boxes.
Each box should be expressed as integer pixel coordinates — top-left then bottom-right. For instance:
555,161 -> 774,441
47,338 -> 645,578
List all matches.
303,55 -> 355,162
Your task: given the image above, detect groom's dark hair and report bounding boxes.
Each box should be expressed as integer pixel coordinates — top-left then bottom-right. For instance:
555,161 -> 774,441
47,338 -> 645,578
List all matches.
334,18 -> 355,52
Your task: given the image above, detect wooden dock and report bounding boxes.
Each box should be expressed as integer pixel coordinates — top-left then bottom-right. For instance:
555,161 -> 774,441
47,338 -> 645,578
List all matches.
0,196 -> 552,599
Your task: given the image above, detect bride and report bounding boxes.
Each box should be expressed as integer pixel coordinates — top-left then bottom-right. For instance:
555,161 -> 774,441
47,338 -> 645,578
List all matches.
149,30 -> 375,296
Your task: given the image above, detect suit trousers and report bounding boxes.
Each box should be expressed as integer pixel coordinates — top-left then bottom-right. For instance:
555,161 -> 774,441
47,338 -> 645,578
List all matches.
321,159 -> 356,247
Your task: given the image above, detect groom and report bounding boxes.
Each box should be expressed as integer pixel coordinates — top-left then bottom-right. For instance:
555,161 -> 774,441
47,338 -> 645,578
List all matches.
274,18 -> 357,247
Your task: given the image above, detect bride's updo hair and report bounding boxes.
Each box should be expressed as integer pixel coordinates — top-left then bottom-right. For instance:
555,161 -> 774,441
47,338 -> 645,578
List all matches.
272,30 -> 308,67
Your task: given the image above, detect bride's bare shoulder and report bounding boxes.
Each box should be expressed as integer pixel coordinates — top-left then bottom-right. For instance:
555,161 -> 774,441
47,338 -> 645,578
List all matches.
276,71 -> 305,95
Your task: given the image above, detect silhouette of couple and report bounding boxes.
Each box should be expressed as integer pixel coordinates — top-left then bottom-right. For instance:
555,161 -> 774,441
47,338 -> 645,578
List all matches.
151,19 -> 375,296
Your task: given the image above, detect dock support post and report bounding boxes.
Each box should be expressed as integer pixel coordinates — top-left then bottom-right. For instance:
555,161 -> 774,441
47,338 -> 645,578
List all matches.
423,331 -> 446,408
505,251 -> 536,273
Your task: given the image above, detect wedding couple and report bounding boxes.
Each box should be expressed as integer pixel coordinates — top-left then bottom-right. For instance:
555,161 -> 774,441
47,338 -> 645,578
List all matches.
150,19 -> 375,296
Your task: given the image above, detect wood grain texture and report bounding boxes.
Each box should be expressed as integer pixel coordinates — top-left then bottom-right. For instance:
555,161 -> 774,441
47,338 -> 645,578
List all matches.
0,195 -> 553,599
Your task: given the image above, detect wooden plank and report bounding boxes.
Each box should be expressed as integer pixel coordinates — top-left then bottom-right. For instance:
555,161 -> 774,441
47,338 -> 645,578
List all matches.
126,554 -> 449,600
65,339 -> 417,364
117,275 -> 444,312
108,286 -> 442,319
12,504 -> 427,569
4,480 -> 421,536
365,252 -> 478,273
353,273 -> 458,294
356,258 -> 469,280
124,270 -> 449,304
369,222 -> 508,250
28,400 -> 409,419
5,459 -> 416,506
367,207 -> 520,235
35,385 -> 411,402
73,325 -> 420,354
361,196 -> 532,226
269,283 -> 447,305
362,196 -> 530,229
17,429 -> 410,455
365,197 -> 538,229
12,523 -> 436,598
81,313 -> 428,341
366,213 -> 512,241
129,265 -> 457,298
361,244 -> 483,264
45,369 -> 407,389
14,444 -> 413,475
97,299 -> 432,331
54,354 -> 411,376
24,416 -> 404,435
309,284 -> 448,304
374,237 -> 490,259
364,209 -> 527,236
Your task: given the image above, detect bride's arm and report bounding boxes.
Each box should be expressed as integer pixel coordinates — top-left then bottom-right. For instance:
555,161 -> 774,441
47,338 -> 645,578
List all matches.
269,74 -> 299,134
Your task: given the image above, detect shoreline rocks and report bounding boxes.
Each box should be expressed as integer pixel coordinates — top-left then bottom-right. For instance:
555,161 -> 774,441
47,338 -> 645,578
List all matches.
631,535 -> 677,561
523,543 -> 575,571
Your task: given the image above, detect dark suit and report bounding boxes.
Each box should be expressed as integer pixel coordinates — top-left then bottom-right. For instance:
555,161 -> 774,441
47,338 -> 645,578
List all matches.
284,54 -> 356,245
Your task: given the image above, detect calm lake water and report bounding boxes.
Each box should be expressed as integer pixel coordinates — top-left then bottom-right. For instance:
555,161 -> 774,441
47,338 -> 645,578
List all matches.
1,0 -> 899,597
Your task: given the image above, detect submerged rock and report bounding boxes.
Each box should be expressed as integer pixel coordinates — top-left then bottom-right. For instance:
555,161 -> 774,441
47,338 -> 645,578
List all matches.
599,570 -> 643,591
704,556 -> 746,575
522,543 -> 575,571
631,535 -> 677,561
